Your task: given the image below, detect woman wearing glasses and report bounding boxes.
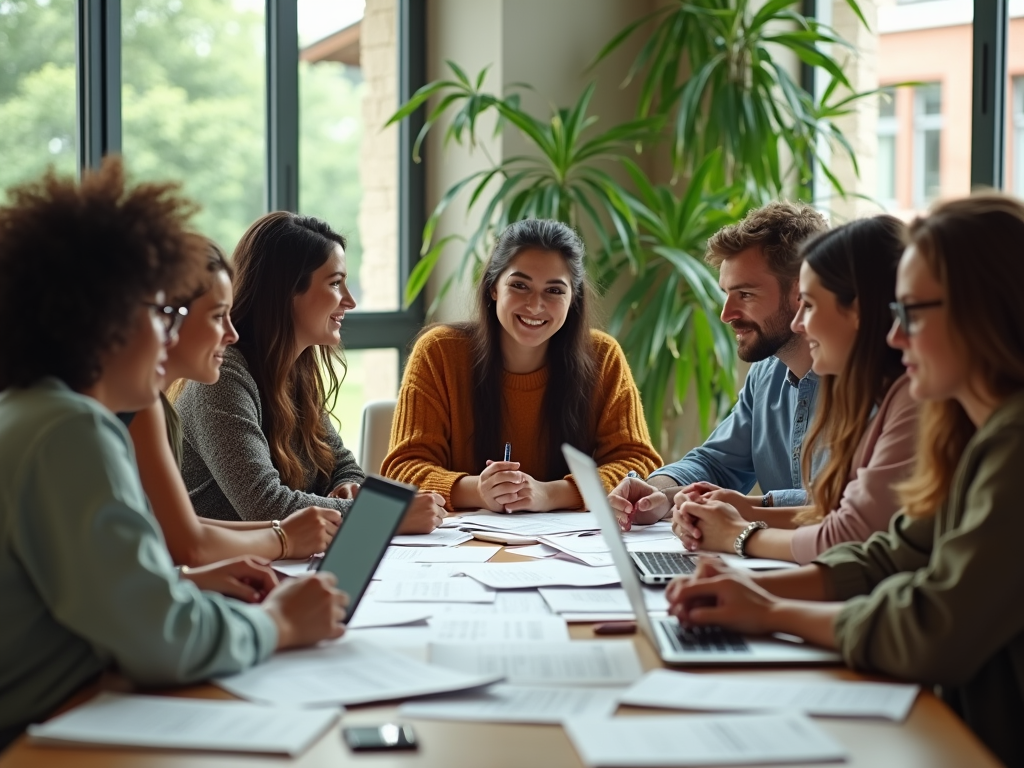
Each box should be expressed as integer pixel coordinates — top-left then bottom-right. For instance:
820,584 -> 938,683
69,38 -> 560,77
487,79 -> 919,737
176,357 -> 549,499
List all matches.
665,194 -> 1024,767
0,161 -> 347,750
671,216 -> 918,564
124,237 -> 343,567
176,212 -> 444,532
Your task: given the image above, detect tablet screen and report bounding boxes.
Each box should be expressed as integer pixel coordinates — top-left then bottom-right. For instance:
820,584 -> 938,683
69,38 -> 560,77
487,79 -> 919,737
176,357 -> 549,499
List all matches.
316,476 -> 415,618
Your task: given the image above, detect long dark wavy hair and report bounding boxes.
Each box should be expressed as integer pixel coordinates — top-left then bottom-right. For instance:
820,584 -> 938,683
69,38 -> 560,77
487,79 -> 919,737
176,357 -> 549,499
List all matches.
798,215 -> 908,523
450,219 -> 598,478
231,212 -> 347,489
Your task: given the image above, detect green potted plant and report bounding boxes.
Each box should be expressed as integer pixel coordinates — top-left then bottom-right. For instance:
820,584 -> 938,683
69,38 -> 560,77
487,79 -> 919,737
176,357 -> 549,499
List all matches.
388,0 -> 871,442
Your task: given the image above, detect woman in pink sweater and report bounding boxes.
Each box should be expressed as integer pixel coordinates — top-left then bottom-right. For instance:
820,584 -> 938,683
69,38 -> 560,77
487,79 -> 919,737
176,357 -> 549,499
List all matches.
674,216 -> 917,564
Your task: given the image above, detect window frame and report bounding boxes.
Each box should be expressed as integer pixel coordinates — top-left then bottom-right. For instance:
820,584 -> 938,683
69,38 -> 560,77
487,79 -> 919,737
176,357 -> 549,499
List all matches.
1013,75 -> 1024,198
912,83 -> 943,209
76,0 -> 426,376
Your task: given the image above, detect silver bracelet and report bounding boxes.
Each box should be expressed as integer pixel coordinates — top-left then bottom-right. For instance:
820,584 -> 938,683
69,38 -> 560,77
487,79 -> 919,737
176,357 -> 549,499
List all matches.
734,520 -> 768,558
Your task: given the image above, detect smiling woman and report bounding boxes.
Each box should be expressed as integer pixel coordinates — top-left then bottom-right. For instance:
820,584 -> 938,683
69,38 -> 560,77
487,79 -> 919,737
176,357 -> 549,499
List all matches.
174,212 -> 444,535
381,218 -> 662,513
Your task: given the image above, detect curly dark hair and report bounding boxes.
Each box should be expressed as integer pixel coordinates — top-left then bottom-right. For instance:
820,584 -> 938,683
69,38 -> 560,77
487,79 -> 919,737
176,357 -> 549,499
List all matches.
0,156 -> 198,392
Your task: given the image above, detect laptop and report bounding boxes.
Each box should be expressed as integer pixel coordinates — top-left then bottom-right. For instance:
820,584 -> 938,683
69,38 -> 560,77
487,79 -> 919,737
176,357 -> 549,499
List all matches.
563,444 -> 841,666
312,475 -> 417,619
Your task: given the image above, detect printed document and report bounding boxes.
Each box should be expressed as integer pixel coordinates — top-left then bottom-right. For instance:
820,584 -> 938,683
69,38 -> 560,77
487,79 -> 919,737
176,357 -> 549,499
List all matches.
27,692 -> 339,756
457,512 -> 600,536
430,640 -> 643,685
622,669 -> 919,721
427,615 -> 569,642
216,638 -> 501,707
372,578 -> 496,603
380,545 -> 500,564
460,560 -> 620,589
399,684 -> 621,724
539,586 -> 668,614
563,713 -> 847,767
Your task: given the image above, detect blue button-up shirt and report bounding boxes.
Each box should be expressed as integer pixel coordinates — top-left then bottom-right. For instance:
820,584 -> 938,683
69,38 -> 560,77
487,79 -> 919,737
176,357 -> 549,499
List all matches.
651,356 -> 819,506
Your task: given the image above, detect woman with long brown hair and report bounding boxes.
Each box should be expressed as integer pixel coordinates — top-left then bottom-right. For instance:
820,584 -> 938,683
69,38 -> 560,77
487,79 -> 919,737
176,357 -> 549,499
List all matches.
671,216 -> 917,564
127,236 -> 342,564
177,212 -> 443,533
381,218 -> 660,512
665,193 -> 1024,767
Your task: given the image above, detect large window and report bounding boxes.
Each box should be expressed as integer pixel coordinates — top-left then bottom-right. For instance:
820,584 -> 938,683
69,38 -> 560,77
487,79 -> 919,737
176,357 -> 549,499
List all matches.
0,0 -> 77,200
913,83 -> 943,208
296,0 -> 402,451
121,0 -> 267,254
0,0 -> 421,459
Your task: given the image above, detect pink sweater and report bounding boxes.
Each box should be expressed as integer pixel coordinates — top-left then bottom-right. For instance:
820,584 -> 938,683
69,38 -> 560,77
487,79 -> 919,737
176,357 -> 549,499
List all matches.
789,374 -> 918,565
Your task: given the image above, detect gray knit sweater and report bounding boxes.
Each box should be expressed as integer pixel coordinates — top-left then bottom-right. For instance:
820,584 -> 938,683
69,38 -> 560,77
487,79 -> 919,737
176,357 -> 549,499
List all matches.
177,347 -> 365,522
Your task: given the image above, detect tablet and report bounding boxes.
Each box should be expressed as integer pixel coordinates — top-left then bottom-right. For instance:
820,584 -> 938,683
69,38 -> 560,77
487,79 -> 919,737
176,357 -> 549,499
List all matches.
314,475 -> 417,619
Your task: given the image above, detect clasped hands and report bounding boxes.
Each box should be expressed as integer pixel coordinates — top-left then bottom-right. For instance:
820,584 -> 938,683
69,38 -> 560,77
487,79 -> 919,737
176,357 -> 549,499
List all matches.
478,460 -> 554,513
608,476 -> 759,551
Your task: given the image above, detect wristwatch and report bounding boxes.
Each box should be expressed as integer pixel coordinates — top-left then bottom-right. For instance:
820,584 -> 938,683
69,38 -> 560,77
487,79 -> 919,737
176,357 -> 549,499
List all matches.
734,520 -> 768,558
761,491 -> 774,507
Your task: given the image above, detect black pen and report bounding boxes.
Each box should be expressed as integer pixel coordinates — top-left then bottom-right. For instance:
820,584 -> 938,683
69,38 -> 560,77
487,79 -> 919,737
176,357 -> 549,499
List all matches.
504,442 -> 511,462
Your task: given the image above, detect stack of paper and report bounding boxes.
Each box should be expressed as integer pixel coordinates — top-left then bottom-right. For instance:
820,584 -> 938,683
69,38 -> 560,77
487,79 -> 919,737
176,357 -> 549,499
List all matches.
430,640 -> 643,685
27,693 -> 339,756
216,638 -> 502,706
457,512 -> 601,537
390,528 -> 473,547
399,684 -> 621,724
563,713 -> 847,767
621,669 -> 920,721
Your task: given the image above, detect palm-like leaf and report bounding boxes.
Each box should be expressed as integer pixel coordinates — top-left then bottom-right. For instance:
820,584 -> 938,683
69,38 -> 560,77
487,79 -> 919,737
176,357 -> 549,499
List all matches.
594,0 -> 872,197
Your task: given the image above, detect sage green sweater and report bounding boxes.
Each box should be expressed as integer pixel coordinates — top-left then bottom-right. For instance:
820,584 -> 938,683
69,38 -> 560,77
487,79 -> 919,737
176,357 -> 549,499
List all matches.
0,379 -> 277,745
816,389 -> 1024,768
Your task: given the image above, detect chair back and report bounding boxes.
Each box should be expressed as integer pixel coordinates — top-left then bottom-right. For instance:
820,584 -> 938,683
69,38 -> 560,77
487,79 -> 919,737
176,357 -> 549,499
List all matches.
358,399 -> 397,474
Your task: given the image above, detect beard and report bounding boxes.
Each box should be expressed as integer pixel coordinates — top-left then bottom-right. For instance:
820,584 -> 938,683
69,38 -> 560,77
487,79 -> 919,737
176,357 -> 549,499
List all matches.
731,299 -> 799,363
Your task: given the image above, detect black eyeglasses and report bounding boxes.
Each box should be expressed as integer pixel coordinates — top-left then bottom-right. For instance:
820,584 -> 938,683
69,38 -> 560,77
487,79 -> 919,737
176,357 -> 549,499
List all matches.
889,300 -> 943,335
145,303 -> 189,338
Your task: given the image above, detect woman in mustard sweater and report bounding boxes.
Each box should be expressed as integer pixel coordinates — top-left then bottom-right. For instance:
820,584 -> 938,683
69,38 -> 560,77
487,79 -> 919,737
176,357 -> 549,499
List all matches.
382,219 -> 661,512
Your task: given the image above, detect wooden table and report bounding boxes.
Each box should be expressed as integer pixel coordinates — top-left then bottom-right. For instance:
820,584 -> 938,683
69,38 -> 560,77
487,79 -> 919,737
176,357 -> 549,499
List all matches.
0,544 -> 1003,768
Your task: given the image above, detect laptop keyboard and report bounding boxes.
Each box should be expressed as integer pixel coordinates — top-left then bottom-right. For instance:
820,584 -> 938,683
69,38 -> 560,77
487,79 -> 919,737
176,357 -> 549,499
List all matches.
635,551 -> 696,575
662,620 -> 750,653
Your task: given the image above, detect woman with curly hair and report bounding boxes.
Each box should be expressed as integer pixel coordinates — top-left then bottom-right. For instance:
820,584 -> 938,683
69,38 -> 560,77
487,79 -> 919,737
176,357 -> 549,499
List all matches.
0,160 -> 347,749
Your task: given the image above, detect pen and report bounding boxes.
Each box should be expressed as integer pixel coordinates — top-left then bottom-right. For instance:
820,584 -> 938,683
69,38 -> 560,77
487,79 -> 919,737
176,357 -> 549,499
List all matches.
504,442 -> 511,462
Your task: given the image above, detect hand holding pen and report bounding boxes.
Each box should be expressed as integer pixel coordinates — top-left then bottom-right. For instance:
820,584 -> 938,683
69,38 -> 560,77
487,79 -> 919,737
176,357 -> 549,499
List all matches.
479,442 -> 524,513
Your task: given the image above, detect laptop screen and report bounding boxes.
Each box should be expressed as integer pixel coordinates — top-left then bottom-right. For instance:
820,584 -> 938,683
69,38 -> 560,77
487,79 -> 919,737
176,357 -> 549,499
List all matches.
315,475 -> 415,618
561,444 -> 662,646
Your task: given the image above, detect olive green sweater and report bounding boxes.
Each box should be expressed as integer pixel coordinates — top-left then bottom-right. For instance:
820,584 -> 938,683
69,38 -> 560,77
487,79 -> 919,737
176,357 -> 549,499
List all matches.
816,389 -> 1024,768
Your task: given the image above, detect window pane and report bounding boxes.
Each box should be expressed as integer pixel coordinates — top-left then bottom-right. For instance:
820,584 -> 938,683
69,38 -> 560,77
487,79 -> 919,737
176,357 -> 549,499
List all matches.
298,0 -> 400,312
837,1 -> 973,219
121,0 -> 266,254
1009,11 -> 1024,196
0,0 -> 77,199
878,135 -> 897,202
328,348 -> 399,469
1014,77 -> 1024,198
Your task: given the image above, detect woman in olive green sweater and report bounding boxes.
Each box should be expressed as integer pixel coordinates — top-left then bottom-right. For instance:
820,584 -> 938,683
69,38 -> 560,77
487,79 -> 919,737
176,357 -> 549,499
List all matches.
665,194 -> 1024,768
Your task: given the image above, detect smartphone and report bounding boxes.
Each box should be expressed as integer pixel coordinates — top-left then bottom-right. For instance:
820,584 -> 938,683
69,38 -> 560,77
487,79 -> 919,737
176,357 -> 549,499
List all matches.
343,723 -> 418,752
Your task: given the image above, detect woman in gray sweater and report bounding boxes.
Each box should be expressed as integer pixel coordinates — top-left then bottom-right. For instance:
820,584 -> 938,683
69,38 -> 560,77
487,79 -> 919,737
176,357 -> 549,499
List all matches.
177,212 -> 444,534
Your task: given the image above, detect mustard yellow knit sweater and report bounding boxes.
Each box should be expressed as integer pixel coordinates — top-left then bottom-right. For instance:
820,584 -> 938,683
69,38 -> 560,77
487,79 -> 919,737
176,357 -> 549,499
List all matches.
381,325 -> 662,510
